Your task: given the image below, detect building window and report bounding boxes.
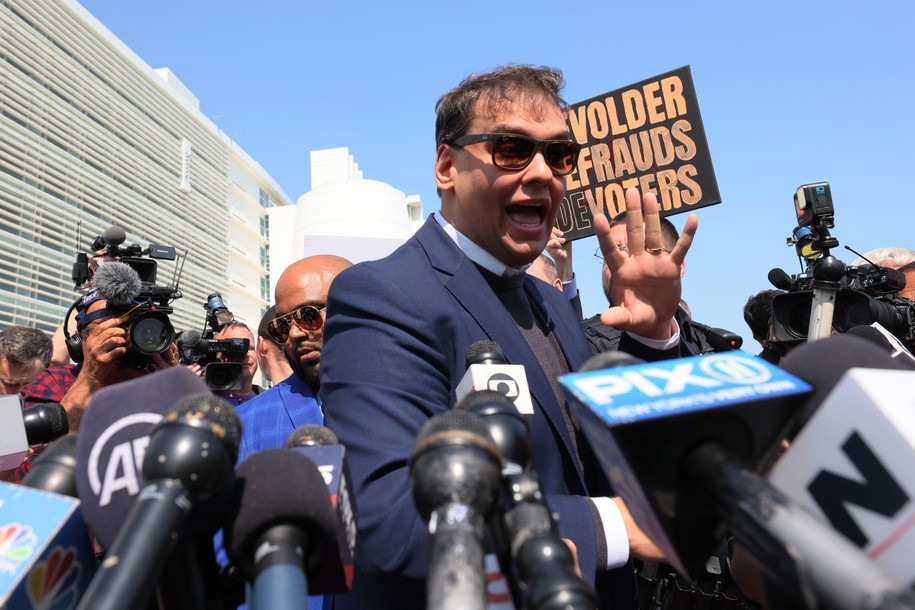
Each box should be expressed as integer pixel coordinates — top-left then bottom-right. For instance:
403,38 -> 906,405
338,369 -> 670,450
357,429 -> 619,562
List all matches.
261,277 -> 270,301
259,188 -> 270,208
259,216 -> 269,239
260,245 -> 269,271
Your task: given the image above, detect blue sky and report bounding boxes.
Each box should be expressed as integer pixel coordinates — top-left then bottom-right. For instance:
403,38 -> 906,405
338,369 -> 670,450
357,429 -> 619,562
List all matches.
81,0 -> 915,346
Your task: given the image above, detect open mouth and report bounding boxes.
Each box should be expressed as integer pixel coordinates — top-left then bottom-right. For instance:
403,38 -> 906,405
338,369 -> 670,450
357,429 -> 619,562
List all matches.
505,204 -> 546,227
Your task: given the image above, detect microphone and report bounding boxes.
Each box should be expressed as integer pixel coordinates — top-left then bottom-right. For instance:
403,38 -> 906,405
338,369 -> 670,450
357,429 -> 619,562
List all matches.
22,434 -> 79,497
560,350 -> 811,577
456,340 -> 534,415
75,367 -> 212,550
563,342 -> 915,608
76,392 -> 240,610
90,225 -> 127,251
684,320 -> 743,352
456,390 -> 597,610
225,448 -> 342,610
92,260 -> 142,305
1,396 -> 68,470
409,409 -> 503,610
282,425 -> 357,592
23,402 -> 69,444
0,480 -> 98,608
768,267 -> 797,291
770,335 -> 915,587
845,323 -> 915,366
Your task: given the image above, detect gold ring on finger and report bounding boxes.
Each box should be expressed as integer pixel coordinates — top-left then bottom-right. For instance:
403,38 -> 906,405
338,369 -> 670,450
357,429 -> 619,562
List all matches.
644,246 -> 665,255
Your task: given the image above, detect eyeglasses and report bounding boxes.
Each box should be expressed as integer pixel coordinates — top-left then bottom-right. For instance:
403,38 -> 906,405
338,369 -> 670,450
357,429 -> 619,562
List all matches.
266,305 -> 326,343
448,133 -> 581,176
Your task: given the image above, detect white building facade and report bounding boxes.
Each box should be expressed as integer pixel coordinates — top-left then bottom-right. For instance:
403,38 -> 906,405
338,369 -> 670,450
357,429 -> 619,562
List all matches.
0,0 -> 291,335
270,147 -> 423,297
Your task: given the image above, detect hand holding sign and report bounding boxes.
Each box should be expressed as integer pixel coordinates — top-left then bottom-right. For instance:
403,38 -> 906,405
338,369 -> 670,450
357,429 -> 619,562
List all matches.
597,187 -> 698,340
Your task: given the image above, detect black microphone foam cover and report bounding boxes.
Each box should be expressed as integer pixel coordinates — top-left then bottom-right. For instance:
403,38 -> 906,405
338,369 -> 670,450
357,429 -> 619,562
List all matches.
76,367 -> 211,549
284,424 -> 338,448
177,328 -> 203,348
22,433 -> 79,497
162,392 -> 242,461
466,340 -> 506,366
577,350 -> 645,372
455,390 -> 530,470
409,410 -> 502,519
780,334 -> 911,435
23,402 -> 69,444
844,325 -> 915,366
768,267 -> 795,290
415,408 -> 493,446
225,449 -> 339,578
102,225 -> 127,246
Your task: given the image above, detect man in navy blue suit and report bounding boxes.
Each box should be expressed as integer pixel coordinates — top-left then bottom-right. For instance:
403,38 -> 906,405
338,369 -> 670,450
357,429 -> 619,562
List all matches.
320,65 -> 698,609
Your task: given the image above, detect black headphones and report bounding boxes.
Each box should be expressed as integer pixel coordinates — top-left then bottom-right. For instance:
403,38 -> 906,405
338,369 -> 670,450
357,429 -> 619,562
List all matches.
62,299 -> 84,363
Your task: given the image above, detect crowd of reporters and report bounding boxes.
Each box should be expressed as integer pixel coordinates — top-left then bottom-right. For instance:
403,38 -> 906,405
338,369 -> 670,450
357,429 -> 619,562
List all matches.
4,64 -> 915,610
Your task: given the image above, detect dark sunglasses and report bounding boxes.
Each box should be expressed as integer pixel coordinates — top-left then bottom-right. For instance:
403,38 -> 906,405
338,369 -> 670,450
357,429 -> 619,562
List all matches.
266,305 -> 326,343
448,133 -> 581,176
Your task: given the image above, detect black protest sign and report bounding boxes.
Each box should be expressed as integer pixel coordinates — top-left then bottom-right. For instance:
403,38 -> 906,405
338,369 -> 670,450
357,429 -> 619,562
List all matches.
557,66 -> 720,241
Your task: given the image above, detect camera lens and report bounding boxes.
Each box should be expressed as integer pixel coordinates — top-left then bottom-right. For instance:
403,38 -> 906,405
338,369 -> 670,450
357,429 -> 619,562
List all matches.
128,311 -> 175,356
772,291 -> 812,342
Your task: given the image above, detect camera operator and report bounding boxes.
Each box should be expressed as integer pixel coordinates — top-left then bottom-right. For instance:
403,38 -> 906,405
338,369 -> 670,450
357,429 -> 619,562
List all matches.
851,247 -> 915,301
20,290 -> 178,430
214,320 -> 261,406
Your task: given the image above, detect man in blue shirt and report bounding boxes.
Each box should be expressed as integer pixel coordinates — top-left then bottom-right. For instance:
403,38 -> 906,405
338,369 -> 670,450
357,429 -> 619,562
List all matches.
235,254 -> 352,461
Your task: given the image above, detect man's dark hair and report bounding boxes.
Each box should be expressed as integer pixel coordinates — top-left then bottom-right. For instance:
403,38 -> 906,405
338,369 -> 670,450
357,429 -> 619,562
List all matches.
434,64 -> 567,147
743,289 -> 785,340
609,211 -> 679,251
0,326 -> 53,367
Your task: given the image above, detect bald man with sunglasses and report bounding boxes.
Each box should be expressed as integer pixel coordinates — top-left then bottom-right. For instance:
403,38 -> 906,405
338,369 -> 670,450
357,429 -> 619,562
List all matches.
320,65 -> 698,609
234,254 -> 352,471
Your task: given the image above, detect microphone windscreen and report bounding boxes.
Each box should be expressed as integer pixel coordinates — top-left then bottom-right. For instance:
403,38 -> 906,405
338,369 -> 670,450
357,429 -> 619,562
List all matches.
454,389 -> 515,413
177,328 -> 203,348
465,340 -> 506,366
93,261 -> 142,305
76,367 -> 210,549
102,225 -> 127,246
226,449 -> 338,577
23,433 -> 79,497
768,267 -> 795,290
577,350 -> 645,372
284,424 -> 338,448
166,393 -> 242,461
843,325 -> 915,367
22,402 -> 69,444
780,334 -> 912,432
415,408 -> 492,445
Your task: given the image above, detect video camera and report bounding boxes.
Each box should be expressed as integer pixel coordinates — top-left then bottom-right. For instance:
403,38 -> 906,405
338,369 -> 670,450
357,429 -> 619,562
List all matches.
769,183 -> 914,346
67,225 -> 183,367
177,293 -> 247,391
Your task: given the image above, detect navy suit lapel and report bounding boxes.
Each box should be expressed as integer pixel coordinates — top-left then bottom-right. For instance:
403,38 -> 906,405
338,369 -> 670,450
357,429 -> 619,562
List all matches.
416,219 -> 585,488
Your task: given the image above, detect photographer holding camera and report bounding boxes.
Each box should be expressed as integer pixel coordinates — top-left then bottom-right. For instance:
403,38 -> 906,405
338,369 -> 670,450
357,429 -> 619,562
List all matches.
20,288 -> 179,431
213,320 -> 261,406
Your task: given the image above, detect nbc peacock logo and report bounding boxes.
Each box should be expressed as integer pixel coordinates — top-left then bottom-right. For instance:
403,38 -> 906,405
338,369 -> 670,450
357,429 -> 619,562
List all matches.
0,522 -> 37,574
27,546 -> 82,610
